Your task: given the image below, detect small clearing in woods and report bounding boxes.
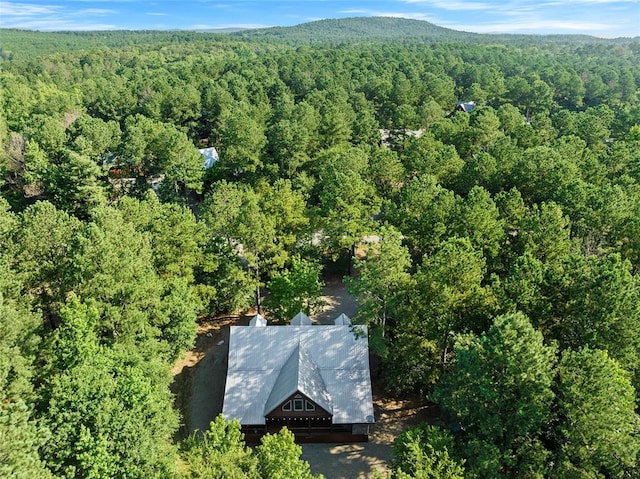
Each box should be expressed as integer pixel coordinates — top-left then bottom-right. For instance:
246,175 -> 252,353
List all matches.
171,277 -> 436,478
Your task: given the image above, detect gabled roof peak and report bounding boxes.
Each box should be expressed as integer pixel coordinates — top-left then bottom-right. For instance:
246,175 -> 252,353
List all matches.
334,313 -> 351,325
249,314 -> 267,326
263,342 -> 332,416
290,311 -> 312,325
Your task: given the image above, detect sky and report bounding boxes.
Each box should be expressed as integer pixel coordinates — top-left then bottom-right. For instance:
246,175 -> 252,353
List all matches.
1,0 -> 638,38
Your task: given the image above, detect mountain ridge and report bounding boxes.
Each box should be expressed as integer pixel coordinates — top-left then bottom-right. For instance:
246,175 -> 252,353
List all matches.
232,16 -> 637,44
1,16 -> 636,60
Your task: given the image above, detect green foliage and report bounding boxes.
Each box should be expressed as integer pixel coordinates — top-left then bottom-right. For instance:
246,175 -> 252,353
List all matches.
264,257 -> 325,323
392,424 -> 465,479
120,114 -> 204,196
0,286 -> 41,402
433,313 -> 556,477
401,134 -> 464,187
411,237 -> 496,357
255,427 -> 323,479
40,304 -> 179,478
12,201 -> 82,316
383,333 -> 440,395
386,174 -> 456,256
2,21 -> 640,479
538,253 -> 640,387
181,420 -> 324,479
347,225 -> 412,336
452,186 -> 504,262
217,102 -> 267,177
116,191 -> 205,281
194,237 -> 255,315
553,348 -> 640,478
73,206 -> 165,345
315,145 -> 381,258
0,399 -> 54,479
181,416 -> 258,479
203,180 -> 286,272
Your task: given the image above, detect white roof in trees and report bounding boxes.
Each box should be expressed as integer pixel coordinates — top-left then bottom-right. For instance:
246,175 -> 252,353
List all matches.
222,324 -> 374,425
334,313 -> 351,325
249,314 -> 267,326
290,311 -> 312,325
199,147 -> 219,169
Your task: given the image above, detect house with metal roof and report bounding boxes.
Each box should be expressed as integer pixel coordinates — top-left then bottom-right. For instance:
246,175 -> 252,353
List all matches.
455,100 -> 476,113
222,314 -> 374,442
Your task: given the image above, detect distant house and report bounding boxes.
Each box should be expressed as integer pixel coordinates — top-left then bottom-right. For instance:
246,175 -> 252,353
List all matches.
199,147 -> 219,169
452,100 -> 476,115
104,147 -> 217,193
222,313 -> 374,442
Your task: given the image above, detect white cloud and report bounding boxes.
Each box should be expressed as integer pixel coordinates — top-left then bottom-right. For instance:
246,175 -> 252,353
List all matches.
146,12 -> 168,16
76,8 -> 116,15
340,9 -> 369,14
445,19 -> 614,34
0,0 -> 118,30
3,18 -> 116,30
376,11 -> 436,21
0,1 -> 60,16
565,0 -> 637,3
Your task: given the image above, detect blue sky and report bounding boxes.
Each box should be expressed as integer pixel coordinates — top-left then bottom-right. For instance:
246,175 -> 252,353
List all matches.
1,0 -> 638,37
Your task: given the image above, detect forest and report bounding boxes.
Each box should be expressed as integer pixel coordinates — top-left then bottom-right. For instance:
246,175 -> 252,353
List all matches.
1,17 -> 640,478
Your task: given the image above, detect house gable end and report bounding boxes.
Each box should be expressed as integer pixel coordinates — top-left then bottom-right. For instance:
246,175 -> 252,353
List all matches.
263,343 -> 333,417
265,391 -> 332,419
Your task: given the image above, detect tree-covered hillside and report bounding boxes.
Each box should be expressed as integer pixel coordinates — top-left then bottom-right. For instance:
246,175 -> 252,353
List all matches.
234,16 -> 638,45
2,16 -> 636,62
1,21 -> 639,478
233,16 -> 481,43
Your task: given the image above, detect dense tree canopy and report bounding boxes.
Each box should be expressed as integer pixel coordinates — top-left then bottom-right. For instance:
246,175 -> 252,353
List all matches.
1,18 -> 639,478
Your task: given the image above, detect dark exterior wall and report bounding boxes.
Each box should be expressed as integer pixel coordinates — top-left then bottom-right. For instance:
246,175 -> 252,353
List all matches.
265,392 -> 331,420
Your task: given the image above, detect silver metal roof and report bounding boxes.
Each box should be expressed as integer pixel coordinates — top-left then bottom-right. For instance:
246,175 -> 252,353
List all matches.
249,314 -> 267,326
290,312 -> 312,325
222,324 -> 374,425
263,343 -> 333,416
334,313 -> 351,325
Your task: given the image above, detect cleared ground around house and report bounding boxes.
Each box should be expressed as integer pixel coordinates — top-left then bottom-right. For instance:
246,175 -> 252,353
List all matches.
172,278 -> 434,478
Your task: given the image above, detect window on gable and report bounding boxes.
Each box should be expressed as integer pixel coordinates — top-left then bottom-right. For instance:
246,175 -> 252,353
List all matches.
282,401 -> 292,412
293,399 -> 304,411
305,400 -> 315,411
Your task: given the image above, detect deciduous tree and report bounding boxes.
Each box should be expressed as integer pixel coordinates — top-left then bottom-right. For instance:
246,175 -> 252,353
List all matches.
392,424 -> 465,479
255,427 -> 323,479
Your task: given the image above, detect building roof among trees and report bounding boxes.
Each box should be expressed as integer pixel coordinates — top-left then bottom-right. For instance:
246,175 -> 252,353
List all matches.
455,100 -> 476,113
199,147 -> 219,169
222,321 -> 374,425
